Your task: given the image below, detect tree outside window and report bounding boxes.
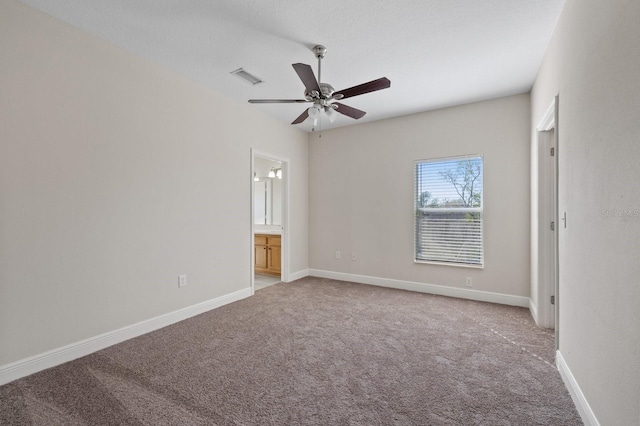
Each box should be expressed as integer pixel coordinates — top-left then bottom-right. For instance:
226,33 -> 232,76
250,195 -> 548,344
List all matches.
415,156 -> 483,266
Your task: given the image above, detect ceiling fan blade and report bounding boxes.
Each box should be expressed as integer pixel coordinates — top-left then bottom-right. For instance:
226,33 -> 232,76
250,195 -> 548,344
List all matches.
291,108 -> 309,124
334,77 -> 391,100
249,99 -> 310,104
333,102 -> 366,119
292,63 -> 321,94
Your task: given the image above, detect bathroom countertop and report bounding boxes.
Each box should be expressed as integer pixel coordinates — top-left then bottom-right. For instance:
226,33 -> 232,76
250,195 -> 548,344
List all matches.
254,229 -> 281,235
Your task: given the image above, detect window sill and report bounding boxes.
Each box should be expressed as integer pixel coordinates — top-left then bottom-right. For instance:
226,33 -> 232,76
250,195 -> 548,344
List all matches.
414,259 -> 484,269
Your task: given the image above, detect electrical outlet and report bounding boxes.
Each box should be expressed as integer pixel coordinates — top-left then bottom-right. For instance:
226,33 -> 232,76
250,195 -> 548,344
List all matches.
178,274 -> 187,288
466,277 -> 472,287
351,252 -> 357,261
335,251 -> 341,259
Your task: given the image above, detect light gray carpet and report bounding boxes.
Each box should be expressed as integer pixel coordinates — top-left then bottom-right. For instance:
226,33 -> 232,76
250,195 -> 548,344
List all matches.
0,277 -> 582,425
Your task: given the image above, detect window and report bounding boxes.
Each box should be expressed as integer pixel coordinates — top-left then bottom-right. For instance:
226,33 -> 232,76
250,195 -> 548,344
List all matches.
414,155 -> 483,267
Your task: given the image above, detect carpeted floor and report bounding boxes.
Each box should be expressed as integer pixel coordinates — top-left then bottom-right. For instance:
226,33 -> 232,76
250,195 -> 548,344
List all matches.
0,277 -> 582,425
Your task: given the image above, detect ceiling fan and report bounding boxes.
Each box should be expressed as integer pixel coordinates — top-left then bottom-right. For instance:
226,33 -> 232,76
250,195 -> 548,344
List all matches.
248,45 -> 390,128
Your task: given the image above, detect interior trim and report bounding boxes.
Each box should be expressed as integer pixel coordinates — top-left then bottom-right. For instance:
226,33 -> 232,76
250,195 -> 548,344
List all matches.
0,287 -> 252,386
309,269 -> 529,307
529,298 -> 539,324
556,350 -> 600,426
287,269 -> 310,282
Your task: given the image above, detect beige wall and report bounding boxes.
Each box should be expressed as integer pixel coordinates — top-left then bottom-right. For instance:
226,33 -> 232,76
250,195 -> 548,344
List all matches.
0,0 -> 308,366
309,94 -> 531,298
531,0 -> 640,424
5,2 -> 638,422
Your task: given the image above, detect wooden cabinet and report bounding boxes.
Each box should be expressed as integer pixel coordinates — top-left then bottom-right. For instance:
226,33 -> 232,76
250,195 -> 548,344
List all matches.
254,234 -> 281,276
254,236 -> 268,270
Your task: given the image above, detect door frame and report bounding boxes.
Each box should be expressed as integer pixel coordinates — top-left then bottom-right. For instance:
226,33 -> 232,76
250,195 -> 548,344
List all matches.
250,149 -> 289,294
535,96 -> 559,345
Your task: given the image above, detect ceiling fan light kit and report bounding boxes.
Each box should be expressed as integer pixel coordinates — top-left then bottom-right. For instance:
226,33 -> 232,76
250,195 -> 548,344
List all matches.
248,45 -> 390,129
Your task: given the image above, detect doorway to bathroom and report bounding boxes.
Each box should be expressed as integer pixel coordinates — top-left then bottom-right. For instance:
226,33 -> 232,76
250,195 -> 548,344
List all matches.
251,151 -> 288,292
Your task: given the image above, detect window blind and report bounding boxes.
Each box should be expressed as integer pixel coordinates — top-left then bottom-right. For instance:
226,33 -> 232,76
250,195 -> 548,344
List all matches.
414,155 -> 484,267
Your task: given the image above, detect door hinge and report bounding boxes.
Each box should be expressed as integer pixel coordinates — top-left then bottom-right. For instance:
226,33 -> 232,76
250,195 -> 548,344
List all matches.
550,147 -> 555,156
550,221 -> 555,231
550,295 -> 555,305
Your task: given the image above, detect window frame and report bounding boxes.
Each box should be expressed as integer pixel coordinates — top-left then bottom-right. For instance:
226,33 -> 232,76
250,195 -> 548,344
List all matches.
414,154 -> 484,268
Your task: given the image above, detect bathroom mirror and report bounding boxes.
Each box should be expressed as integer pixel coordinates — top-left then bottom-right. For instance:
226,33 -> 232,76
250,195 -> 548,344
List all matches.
254,157 -> 282,226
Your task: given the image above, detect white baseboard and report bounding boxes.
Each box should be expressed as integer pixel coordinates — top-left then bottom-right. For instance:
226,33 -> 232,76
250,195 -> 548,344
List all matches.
556,350 -> 600,426
0,287 -> 252,386
287,268 -> 309,282
529,298 -> 539,325
309,269 -> 529,307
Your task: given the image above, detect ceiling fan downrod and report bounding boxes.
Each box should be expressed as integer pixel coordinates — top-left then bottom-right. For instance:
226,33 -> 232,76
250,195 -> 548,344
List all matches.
313,45 -> 327,84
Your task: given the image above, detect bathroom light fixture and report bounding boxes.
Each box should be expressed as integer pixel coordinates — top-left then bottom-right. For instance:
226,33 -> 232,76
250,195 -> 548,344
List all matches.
268,167 -> 282,179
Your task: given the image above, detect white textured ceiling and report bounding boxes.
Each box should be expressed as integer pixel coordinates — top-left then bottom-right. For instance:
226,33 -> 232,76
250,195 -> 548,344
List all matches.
19,0 -> 565,132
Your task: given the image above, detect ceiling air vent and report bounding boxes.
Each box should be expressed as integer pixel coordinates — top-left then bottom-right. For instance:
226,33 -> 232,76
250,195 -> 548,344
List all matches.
230,68 -> 263,86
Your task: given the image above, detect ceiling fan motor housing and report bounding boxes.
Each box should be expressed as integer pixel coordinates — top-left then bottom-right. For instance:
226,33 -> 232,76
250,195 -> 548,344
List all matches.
304,82 -> 335,102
